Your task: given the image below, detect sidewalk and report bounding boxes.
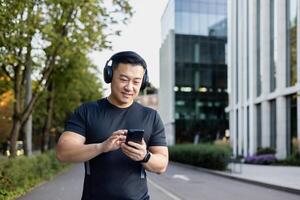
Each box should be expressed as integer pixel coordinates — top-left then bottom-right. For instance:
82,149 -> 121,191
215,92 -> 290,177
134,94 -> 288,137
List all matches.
218,163 -> 300,194
171,162 -> 300,195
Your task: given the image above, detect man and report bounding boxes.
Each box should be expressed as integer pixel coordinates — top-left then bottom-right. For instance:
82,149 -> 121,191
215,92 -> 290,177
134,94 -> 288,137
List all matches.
56,51 -> 169,200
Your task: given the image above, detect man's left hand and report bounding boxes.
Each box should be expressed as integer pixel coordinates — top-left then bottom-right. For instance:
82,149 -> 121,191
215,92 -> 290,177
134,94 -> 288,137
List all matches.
121,139 -> 147,162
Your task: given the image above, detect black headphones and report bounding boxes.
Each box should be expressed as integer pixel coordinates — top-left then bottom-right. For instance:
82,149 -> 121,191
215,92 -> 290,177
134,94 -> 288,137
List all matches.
103,51 -> 149,90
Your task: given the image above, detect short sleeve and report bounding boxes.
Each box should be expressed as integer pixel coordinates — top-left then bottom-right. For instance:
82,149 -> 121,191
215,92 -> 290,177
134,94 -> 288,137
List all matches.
64,104 -> 86,137
148,111 -> 167,147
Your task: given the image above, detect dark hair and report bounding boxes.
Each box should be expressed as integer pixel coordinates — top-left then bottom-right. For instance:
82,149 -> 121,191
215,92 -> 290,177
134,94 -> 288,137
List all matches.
111,51 -> 147,70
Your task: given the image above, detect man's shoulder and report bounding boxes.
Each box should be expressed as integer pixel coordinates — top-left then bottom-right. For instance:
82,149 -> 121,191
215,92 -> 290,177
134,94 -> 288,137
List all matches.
78,98 -> 105,111
134,101 -> 157,114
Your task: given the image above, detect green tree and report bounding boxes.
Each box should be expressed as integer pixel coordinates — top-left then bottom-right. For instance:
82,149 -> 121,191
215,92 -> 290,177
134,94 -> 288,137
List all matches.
0,0 -> 132,157
0,90 -> 13,146
0,71 -> 12,94
0,72 -> 13,147
38,52 -> 103,152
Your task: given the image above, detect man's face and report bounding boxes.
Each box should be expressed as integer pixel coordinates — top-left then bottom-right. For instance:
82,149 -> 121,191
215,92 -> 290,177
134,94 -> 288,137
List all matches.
110,63 -> 145,107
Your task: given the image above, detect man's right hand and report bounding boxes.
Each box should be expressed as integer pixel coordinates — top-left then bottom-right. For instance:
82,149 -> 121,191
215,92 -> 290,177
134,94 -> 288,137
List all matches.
101,130 -> 127,153
56,130 -> 127,163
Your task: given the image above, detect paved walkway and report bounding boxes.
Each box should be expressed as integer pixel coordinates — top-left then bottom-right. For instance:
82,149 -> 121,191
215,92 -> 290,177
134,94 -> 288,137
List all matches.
18,162 -> 300,199
17,164 -> 174,200
172,162 -> 300,194
224,163 -> 300,191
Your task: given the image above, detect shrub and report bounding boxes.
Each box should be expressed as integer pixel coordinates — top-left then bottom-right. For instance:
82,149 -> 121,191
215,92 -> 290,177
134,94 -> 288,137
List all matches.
275,153 -> 300,166
244,147 -> 277,165
256,147 -> 276,155
244,154 -> 277,165
0,150 -> 70,200
169,143 -> 231,170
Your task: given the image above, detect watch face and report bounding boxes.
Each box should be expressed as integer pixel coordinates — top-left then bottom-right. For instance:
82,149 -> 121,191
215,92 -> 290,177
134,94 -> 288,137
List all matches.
142,151 -> 151,163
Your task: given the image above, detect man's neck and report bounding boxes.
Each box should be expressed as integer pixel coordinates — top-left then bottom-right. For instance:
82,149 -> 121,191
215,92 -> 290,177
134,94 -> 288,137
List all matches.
107,95 -> 133,108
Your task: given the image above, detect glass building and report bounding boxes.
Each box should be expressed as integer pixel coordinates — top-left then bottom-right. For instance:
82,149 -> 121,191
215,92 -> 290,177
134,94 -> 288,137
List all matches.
227,0 -> 300,159
159,0 -> 228,144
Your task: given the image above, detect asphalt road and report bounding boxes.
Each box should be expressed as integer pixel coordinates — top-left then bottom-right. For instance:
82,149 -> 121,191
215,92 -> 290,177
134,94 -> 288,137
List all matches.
17,164 -> 171,200
148,163 -> 300,200
18,163 -> 300,200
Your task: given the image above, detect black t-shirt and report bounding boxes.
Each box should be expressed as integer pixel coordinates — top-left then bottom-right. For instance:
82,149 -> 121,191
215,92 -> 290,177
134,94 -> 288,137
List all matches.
64,98 -> 167,200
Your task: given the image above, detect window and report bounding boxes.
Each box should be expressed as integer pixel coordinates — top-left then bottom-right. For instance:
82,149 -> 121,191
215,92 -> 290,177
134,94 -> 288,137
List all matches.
270,100 -> 277,149
194,43 -> 200,63
256,0 -> 261,96
247,106 -> 250,155
236,110 -> 239,154
287,94 -> 297,155
287,0 -> 297,86
257,104 -> 262,148
270,0 -> 277,91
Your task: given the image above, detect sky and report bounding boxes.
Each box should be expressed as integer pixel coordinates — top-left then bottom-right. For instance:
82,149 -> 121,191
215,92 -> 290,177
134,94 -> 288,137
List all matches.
89,0 -> 169,96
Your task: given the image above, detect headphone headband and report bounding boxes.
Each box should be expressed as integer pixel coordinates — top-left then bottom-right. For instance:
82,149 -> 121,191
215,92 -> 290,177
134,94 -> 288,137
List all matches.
109,51 -> 147,69
103,51 -> 149,90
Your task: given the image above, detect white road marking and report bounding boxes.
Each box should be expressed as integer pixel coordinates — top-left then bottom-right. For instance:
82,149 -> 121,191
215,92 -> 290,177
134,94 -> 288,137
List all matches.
172,174 -> 190,181
148,178 -> 182,200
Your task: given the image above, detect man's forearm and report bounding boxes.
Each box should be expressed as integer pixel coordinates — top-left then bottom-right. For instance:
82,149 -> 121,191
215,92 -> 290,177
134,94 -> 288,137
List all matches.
142,153 -> 168,174
56,143 -> 104,163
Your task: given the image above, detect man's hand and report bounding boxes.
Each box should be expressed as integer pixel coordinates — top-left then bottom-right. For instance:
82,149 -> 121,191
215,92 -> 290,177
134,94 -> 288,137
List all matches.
101,130 -> 127,153
121,139 -> 147,161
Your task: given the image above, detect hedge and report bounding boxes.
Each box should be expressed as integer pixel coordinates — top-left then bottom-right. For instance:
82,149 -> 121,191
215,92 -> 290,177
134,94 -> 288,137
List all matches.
168,143 -> 231,170
275,153 -> 300,166
0,151 -> 70,200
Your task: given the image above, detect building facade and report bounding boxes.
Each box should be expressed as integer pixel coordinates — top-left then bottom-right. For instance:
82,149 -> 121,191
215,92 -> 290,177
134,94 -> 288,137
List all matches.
159,0 -> 228,145
227,0 -> 300,159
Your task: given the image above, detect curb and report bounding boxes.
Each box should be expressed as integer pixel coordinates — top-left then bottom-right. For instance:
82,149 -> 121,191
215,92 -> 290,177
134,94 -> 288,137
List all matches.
170,161 -> 300,196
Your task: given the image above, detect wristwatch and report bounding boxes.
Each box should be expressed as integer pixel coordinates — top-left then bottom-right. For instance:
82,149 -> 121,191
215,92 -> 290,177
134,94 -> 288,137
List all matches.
141,151 -> 151,163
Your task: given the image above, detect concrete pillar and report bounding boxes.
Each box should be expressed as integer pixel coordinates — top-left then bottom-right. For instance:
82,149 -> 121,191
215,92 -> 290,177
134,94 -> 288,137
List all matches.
227,0 -> 235,155
276,96 -> 287,159
159,29 -> 175,146
275,0 -> 288,158
232,0 -> 237,106
261,0 -> 271,95
248,0 -> 258,155
230,0 -> 238,156
261,101 -> 271,147
276,0 -> 287,91
241,0 -> 249,157
227,0 -> 233,106
260,0 -> 271,148
237,0 -> 243,156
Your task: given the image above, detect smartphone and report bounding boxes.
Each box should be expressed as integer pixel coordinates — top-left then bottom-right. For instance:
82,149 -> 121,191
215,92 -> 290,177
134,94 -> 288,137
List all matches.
126,129 -> 144,145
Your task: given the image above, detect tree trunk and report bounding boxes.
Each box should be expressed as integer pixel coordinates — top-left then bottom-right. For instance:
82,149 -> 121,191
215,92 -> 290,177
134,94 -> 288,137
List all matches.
41,81 -> 55,152
10,119 -> 22,157
10,61 -> 22,157
10,101 -> 22,157
24,37 -> 33,156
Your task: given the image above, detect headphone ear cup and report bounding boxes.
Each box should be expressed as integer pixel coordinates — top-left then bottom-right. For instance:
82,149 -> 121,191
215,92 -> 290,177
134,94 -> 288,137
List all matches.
140,70 -> 149,90
103,65 -> 113,83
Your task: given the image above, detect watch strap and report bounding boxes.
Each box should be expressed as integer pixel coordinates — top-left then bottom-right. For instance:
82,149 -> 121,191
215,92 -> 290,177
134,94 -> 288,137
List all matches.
141,151 -> 151,163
